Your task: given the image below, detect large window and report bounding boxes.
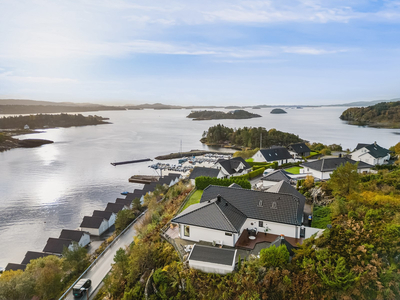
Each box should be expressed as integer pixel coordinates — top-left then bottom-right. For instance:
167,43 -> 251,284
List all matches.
225,232 -> 232,236
259,221 -> 263,227
184,225 -> 190,237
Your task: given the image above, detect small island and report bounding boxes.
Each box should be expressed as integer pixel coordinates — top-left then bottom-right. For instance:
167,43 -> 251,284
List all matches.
340,101 -> 400,128
270,108 -> 287,114
0,113 -> 110,152
187,110 -> 261,120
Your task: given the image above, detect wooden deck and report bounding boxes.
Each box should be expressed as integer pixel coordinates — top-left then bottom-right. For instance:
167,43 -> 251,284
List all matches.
235,230 -> 305,250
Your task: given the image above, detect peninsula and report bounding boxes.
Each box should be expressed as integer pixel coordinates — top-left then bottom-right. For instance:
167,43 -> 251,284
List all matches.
340,101 -> 400,128
187,110 -> 261,120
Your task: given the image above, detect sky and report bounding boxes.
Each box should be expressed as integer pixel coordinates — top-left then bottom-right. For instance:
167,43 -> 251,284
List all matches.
0,0 -> 400,106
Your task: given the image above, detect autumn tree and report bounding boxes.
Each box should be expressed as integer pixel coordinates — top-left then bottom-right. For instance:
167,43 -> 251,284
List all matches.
328,162 -> 360,197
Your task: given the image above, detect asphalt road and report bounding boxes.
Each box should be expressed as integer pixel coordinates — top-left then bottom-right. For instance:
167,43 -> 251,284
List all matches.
64,214 -> 143,300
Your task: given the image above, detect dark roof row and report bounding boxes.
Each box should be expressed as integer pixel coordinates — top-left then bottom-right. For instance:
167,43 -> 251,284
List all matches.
301,157 -> 373,172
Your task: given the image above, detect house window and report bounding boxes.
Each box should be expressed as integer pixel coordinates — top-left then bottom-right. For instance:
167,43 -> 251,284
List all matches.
271,202 -> 277,209
184,225 -> 190,237
259,221 -> 263,227
258,200 -> 263,207
225,232 -> 232,236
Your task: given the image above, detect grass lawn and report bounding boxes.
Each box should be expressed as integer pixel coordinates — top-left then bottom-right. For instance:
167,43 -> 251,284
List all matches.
181,190 -> 203,211
246,158 -> 254,162
284,166 -> 302,174
310,151 -> 319,156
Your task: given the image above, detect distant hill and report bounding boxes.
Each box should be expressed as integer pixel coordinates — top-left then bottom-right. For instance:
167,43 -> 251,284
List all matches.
328,98 -> 400,107
340,101 -> 400,128
187,110 -> 261,120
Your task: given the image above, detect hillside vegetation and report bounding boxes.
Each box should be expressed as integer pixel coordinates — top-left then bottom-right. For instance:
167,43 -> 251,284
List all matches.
187,110 -> 261,120
201,124 -> 303,148
340,101 -> 400,128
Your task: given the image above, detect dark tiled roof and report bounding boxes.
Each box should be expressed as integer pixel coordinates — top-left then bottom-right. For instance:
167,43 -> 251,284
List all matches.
270,235 -> 296,256
5,263 -> 26,271
43,238 -> 72,254
115,198 -> 132,207
267,181 -> 305,223
93,210 -> 114,220
364,143 -> 390,158
288,142 -> 311,154
262,169 -> 291,183
105,202 -> 127,213
189,167 -> 221,179
355,143 -> 370,150
189,244 -> 236,266
172,197 -> 247,233
21,251 -> 52,265
216,157 -> 251,175
80,216 -> 107,228
301,157 -> 373,172
59,229 -> 85,242
229,183 -> 242,189
125,190 -> 145,200
201,185 -> 301,226
259,147 -> 293,162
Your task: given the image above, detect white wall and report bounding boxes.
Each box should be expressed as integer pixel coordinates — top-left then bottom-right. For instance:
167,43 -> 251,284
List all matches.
303,227 -> 321,239
108,213 -> 116,227
79,233 -> 91,247
252,151 -> 265,163
240,218 -> 299,238
189,259 -> 235,275
178,224 -> 237,247
80,219 -> 109,236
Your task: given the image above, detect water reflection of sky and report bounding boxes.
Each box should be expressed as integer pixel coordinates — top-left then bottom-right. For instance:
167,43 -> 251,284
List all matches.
1,107 -> 400,267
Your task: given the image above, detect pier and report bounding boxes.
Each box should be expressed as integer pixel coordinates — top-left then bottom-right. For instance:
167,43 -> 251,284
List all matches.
111,158 -> 152,166
128,175 -> 159,184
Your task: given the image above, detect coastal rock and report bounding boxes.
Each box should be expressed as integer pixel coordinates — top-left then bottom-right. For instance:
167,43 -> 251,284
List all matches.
270,108 -> 287,114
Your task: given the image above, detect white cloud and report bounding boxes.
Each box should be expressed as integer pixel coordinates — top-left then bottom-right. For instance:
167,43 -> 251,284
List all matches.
0,70 -> 78,84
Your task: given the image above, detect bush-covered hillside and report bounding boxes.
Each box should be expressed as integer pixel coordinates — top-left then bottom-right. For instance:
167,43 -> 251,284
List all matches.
187,110 -> 261,120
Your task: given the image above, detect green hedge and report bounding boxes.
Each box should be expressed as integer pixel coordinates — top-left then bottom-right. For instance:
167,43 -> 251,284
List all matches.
279,161 -> 302,169
195,176 -> 251,190
247,161 -> 278,169
235,167 -> 266,180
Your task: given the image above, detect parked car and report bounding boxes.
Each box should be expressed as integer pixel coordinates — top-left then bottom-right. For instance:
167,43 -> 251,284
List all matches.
73,278 -> 91,298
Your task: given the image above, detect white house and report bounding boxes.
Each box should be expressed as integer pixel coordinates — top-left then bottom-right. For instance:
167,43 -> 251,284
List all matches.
287,142 -> 311,159
189,167 -> 224,185
42,238 -> 74,255
188,244 -> 237,275
252,147 -> 295,166
214,157 -> 251,178
125,190 -> 145,205
80,216 -> 109,236
105,202 -> 128,214
59,229 -> 90,248
93,210 -> 117,227
300,157 -> 374,180
350,142 -> 390,166
260,169 -> 292,189
171,185 -> 320,248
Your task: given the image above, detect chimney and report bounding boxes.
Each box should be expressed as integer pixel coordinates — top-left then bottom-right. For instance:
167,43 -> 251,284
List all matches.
217,195 -> 221,202
280,234 -> 284,240
374,141 -> 377,146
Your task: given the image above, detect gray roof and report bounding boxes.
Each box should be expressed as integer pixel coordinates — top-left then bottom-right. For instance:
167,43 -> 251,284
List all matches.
43,238 -> 72,254
189,244 -> 236,266
288,142 -> 310,154
262,169 -> 291,183
189,167 -> 221,180
364,143 -> 390,158
172,197 -> 247,233
259,147 -> 293,162
229,183 -> 242,189
80,216 -> 107,228
355,143 -> 370,150
125,190 -> 145,200
93,210 -> 114,220
5,263 -> 26,271
268,180 -> 305,220
21,251 -> 52,265
270,235 -> 296,256
301,157 -> 373,172
216,157 -> 251,175
59,229 -> 86,242
200,185 -> 302,226
115,198 -> 133,207
105,202 -> 127,213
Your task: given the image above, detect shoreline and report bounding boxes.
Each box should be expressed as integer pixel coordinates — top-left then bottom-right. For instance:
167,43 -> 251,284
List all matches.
155,149 -> 236,160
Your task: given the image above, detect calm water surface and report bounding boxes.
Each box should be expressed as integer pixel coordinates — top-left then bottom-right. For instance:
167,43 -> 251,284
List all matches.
1,107 -> 399,267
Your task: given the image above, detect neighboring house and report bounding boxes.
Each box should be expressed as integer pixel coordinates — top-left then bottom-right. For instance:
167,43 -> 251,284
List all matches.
80,216 -> 109,236
171,185 -> 320,248
350,142 -> 390,165
260,169 -> 292,188
115,198 -> 133,209
59,229 -> 91,248
167,173 -> 182,186
93,210 -> 117,227
214,157 -> 251,178
188,244 -> 237,275
105,202 -> 128,214
252,147 -> 295,165
189,167 -> 223,185
5,263 -> 26,271
124,190 -> 145,204
43,238 -> 73,255
21,251 -> 52,265
287,142 -> 311,158
300,157 -> 374,180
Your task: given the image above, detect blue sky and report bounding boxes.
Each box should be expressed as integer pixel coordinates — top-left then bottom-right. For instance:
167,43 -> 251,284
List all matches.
0,0 -> 399,105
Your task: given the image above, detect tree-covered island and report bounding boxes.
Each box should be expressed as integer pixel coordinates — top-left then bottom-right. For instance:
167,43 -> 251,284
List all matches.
340,101 -> 400,128
0,113 -> 110,152
187,109 -> 261,120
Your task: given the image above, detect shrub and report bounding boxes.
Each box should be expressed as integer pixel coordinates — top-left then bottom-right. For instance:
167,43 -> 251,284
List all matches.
195,176 -> 251,190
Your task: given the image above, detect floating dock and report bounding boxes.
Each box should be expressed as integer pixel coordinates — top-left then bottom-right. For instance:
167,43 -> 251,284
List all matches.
111,158 -> 152,166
